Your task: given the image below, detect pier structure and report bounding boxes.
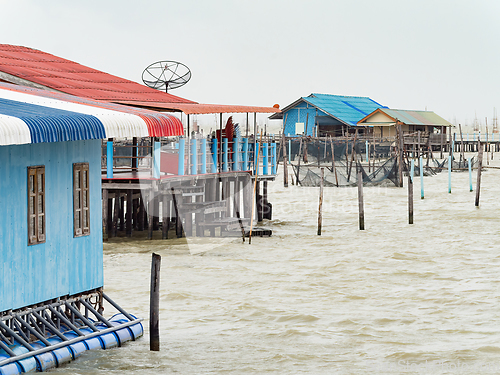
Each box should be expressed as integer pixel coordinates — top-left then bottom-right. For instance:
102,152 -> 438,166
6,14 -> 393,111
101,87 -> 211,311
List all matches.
102,133 -> 278,240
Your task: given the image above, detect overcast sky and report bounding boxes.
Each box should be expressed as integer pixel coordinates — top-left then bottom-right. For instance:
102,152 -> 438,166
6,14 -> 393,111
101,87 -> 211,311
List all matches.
1,0 -> 500,131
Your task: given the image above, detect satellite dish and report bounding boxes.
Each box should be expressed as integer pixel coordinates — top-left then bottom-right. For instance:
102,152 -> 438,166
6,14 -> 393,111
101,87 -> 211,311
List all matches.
142,60 -> 191,93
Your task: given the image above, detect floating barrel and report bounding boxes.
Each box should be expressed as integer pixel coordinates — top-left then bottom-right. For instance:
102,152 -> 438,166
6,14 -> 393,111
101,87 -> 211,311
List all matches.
0,314 -> 142,374
0,352 -> 22,375
93,324 -> 119,350
62,331 -> 88,359
11,345 -> 36,373
78,327 -> 104,351
109,314 -> 144,343
46,338 -> 73,367
31,342 -> 57,372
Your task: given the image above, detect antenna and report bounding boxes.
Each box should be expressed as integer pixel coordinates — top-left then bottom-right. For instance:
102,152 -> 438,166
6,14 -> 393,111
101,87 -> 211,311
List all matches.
142,60 -> 191,93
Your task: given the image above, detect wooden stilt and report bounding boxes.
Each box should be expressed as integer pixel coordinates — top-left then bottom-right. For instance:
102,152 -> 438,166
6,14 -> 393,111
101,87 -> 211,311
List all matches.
282,132 -> 288,187
172,188 -> 183,238
162,193 -> 170,239
317,168 -> 324,235
102,189 -> 108,240
126,189 -> 133,237
195,179 -> 204,237
119,194 -> 125,232
408,174 -> 413,224
475,141 -> 483,207
133,197 -> 138,230
147,191 -> 154,240
330,137 -> 338,187
249,132 -> 263,244
357,170 -> 365,230
107,194 -> 113,236
138,195 -> 145,231
112,191 -> 120,237
150,253 -> 161,352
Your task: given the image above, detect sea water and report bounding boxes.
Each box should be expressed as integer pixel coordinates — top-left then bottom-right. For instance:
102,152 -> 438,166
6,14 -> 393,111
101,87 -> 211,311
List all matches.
53,155 -> 500,374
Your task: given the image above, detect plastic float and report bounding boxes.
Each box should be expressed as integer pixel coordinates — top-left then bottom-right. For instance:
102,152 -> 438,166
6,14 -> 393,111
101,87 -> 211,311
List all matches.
0,293 -> 143,374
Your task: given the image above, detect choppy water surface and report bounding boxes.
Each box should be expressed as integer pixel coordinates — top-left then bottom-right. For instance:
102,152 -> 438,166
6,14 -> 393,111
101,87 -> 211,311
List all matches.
54,157 -> 500,374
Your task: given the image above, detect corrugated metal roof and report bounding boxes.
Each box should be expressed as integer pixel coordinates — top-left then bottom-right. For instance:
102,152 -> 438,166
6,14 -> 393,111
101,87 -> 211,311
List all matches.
358,108 -> 452,127
0,45 -> 280,115
0,44 -> 195,104
0,83 -> 187,145
116,101 -> 281,114
304,94 -> 386,126
0,97 -> 106,143
0,82 -> 184,138
0,114 -> 31,145
269,93 -> 385,124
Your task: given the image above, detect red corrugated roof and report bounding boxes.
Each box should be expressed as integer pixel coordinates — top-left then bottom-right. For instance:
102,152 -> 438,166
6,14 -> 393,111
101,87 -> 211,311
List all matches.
115,101 -> 280,114
0,44 -> 280,115
0,44 -> 195,104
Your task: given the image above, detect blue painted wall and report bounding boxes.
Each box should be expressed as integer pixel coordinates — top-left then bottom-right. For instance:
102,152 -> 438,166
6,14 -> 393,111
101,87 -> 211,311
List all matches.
0,140 -> 103,312
282,101 -> 329,136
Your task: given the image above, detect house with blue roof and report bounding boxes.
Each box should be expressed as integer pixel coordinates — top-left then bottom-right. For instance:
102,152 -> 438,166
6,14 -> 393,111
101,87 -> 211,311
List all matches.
270,93 -> 386,137
0,83 -> 190,373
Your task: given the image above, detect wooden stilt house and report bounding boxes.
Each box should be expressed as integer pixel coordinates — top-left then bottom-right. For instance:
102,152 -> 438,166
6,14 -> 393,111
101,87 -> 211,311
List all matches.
0,83 -> 184,373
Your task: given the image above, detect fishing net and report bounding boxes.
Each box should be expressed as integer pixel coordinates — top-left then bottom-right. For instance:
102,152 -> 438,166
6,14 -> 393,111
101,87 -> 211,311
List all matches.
292,157 -> 399,187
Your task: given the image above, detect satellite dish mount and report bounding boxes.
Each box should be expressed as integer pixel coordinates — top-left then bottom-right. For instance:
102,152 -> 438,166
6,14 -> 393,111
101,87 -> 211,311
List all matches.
142,60 -> 191,93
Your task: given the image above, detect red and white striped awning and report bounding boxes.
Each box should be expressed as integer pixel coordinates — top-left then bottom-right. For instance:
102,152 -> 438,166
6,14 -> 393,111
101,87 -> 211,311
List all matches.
0,82 -> 184,145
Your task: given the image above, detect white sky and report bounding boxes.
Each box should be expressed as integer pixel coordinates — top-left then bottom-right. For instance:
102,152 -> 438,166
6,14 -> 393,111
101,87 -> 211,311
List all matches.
1,0 -> 500,132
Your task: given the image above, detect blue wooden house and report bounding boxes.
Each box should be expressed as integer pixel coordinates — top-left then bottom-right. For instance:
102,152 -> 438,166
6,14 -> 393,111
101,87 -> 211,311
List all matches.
270,93 -> 386,137
0,83 -> 184,373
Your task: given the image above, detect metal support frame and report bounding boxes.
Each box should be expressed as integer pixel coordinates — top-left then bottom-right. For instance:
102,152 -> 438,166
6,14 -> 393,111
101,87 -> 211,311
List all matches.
0,290 -> 143,368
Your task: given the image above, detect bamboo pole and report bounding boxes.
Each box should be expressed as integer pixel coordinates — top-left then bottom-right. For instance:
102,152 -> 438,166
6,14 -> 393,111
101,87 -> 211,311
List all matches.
296,137 -> 303,185
347,129 -> 358,182
459,123 -> 465,167
357,169 -> 365,230
408,164 -> 414,225
475,141 -> 483,206
485,118 -> 490,166
249,132 -> 263,244
282,131 -> 288,188
419,156 -> 424,199
330,136 -> 339,187
468,157 -> 473,192
317,168 -> 324,235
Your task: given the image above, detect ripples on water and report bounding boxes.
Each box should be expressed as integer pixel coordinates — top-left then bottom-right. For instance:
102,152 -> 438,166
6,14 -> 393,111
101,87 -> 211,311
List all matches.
53,157 -> 500,374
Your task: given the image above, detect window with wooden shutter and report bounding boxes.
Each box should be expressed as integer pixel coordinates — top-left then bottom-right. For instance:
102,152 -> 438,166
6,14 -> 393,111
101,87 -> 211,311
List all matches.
74,163 -> 90,237
28,166 -> 45,245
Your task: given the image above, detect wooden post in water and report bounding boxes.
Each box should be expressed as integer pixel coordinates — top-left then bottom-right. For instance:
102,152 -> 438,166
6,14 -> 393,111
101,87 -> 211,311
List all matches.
475,142 -> 483,206
102,189 -> 108,241
347,129 -> 358,181
468,157 -> 473,192
408,168 -> 414,225
317,168 -> 324,235
485,119 -> 490,166
448,155 -> 452,193
330,137 -> 339,187
282,121 -> 289,187
150,253 -> 161,351
249,132 -> 263,244
295,137 -> 303,185
357,170 -> 365,230
440,126 -> 444,159
396,123 -> 404,187
419,156 -> 424,199
459,124 -> 465,167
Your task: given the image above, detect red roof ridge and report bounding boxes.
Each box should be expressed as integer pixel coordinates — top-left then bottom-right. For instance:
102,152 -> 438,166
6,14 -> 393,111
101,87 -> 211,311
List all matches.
0,44 -> 197,105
